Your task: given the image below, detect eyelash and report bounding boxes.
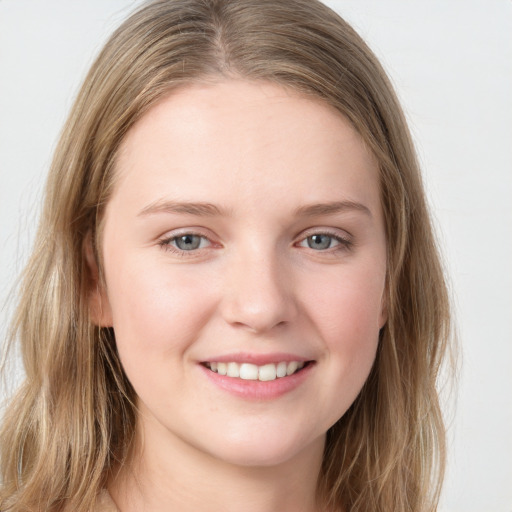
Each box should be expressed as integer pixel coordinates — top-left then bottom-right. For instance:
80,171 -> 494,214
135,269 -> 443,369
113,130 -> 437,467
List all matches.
157,230 -> 353,256
297,231 -> 353,253
158,231 -> 211,255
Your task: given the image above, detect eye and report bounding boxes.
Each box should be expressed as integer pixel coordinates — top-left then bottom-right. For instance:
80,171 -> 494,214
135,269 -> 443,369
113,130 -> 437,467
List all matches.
297,232 -> 352,252
303,234 -> 336,250
160,233 -> 211,252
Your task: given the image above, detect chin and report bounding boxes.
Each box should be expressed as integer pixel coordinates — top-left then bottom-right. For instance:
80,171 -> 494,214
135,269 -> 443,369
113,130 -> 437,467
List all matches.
200,428 -> 325,469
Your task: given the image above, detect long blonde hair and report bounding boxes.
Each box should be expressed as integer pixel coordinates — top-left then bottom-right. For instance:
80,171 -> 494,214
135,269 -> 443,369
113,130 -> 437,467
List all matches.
1,1 -> 452,510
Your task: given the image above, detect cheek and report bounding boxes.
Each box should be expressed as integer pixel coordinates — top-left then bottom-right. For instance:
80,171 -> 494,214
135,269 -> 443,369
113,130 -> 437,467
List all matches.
305,266 -> 384,341
104,254 -> 218,355
302,266 -> 384,388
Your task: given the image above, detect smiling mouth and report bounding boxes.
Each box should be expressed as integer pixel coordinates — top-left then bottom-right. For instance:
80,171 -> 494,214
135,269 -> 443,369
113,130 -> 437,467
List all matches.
202,361 -> 312,382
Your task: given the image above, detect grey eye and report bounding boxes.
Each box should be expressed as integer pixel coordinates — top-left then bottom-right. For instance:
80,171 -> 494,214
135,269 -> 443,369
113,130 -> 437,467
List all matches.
305,234 -> 336,250
173,234 -> 204,251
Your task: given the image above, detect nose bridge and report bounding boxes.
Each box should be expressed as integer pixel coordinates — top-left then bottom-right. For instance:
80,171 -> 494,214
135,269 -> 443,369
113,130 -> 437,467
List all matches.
221,239 -> 296,333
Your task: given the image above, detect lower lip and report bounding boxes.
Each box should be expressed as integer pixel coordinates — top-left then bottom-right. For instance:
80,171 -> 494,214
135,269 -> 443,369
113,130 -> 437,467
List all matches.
199,363 -> 315,400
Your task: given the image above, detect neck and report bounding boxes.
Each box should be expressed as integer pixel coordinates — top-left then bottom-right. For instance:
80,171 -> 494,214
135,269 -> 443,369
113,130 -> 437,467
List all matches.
109,414 -> 325,512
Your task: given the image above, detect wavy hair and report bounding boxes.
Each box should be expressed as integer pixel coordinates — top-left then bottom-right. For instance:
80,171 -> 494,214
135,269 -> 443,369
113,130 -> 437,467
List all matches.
1,1 -> 452,510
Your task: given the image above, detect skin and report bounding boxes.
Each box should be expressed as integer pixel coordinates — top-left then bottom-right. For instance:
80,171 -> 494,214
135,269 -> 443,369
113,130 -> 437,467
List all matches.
90,79 -> 387,512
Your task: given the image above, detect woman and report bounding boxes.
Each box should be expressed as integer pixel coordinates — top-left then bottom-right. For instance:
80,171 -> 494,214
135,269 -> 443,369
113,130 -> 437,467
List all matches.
0,1 -> 451,510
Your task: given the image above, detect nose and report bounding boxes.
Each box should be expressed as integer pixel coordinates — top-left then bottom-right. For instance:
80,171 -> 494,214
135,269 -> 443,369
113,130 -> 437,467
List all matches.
220,247 -> 298,334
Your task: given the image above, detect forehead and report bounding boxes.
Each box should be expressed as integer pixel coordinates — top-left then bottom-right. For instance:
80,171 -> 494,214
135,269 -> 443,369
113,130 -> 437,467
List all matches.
112,79 -> 380,216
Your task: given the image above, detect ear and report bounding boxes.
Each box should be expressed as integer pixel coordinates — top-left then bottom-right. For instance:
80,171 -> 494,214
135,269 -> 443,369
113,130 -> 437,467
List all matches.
84,232 -> 113,327
378,289 -> 388,329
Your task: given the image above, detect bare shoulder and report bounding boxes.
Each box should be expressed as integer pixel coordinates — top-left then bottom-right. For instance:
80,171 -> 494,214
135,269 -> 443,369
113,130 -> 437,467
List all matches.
94,489 -> 120,512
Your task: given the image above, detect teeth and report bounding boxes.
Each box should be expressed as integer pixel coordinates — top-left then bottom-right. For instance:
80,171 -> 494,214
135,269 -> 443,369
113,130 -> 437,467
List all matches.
217,362 -> 227,376
287,361 -> 298,375
276,361 -> 287,378
206,361 -> 307,381
259,363 -> 277,381
240,363 -> 259,380
227,362 -> 240,378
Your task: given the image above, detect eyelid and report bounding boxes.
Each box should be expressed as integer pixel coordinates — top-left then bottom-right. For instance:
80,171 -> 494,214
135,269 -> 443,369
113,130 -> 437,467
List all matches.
156,226 -> 353,255
294,227 -> 354,251
158,229 -> 217,255
296,226 -> 353,242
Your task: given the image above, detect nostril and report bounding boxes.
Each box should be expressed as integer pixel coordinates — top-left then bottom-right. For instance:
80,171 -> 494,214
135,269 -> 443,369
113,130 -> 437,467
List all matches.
220,267 -> 298,333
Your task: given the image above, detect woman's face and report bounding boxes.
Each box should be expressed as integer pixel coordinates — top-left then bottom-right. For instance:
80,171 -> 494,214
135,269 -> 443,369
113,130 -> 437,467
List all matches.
95,80 -> 387,467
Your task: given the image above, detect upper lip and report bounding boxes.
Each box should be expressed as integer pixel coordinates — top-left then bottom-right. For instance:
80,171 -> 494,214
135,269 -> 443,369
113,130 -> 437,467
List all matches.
199,352 -> 313,366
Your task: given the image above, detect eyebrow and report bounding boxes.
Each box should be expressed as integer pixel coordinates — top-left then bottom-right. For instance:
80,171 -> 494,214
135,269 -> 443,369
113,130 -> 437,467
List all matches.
137,199 -> 372,218
138,200 -> 228,217
294,201 -> 372,218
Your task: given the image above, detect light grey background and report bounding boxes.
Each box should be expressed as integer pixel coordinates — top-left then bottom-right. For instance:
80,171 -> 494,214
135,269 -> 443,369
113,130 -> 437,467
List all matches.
1,1 -> 511,511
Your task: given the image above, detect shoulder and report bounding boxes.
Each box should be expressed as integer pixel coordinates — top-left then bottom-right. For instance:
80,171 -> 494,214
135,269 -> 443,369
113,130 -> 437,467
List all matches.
94,489 -> 120,512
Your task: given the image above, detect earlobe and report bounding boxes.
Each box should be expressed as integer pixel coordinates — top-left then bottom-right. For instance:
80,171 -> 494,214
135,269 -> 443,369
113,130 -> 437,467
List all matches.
84,232 -> 113,327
